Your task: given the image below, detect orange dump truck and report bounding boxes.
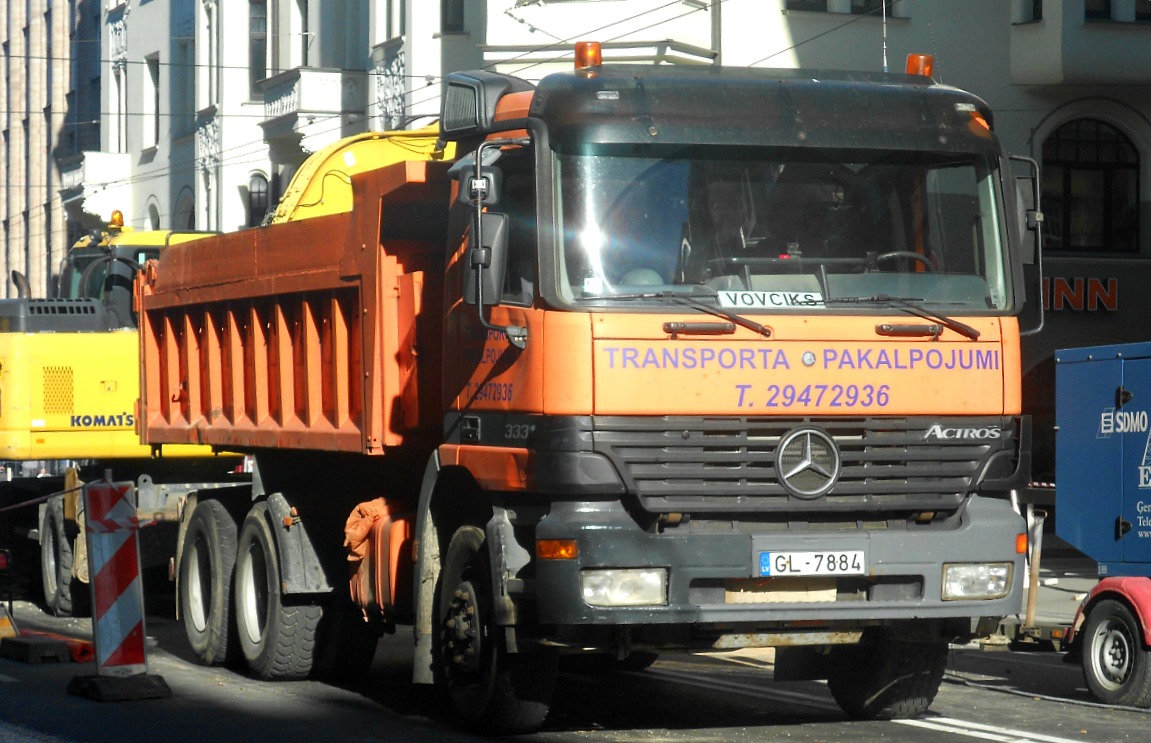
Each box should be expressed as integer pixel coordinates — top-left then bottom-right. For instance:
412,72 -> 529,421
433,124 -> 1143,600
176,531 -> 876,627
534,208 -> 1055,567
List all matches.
137,46 -> 1043,733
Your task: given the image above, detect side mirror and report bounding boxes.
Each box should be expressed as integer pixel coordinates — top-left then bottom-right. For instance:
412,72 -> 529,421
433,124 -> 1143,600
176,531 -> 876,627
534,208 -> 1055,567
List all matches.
465,212 -> 509,307
1010,155 -> 1044,337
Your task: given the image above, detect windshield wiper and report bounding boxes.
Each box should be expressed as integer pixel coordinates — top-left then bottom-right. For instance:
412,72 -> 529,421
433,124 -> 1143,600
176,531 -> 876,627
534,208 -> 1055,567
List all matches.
825,294 -> 981,341
579,289 -> 772,338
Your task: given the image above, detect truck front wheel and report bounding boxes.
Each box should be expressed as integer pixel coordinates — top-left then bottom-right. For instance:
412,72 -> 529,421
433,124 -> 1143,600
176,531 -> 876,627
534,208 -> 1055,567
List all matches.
234,503 -> 321,680
826,635 -> 949,720
1082,599 -> 1151,707
437,525 -> 556,734
179,499 -> 237,665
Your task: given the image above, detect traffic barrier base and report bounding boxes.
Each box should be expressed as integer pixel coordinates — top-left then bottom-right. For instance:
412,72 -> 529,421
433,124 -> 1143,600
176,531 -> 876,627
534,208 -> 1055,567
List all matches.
1,636 -> 71,664
67,673 -> 171,702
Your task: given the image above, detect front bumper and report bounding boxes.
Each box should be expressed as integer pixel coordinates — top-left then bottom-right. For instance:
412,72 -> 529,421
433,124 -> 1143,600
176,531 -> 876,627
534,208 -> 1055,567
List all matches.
531,494 -> 1025,631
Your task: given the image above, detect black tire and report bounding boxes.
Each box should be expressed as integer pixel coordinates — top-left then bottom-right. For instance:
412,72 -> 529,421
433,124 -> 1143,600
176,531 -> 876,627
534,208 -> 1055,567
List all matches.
40,499 -> 82,617
234,502 -> 321,680
1082,599 -> 1151,707
437,525 -> 557,734
826,636 -> 949,720
617,651 -> 659,672
179,499 -> 238,665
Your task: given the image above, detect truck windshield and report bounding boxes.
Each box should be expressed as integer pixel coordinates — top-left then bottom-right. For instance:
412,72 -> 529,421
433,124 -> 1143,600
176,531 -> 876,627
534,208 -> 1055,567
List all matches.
555,145 -> 1010,313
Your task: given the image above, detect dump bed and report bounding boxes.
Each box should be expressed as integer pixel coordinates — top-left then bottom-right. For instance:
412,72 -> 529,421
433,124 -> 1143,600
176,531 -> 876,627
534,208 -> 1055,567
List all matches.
137,158 -> 451,455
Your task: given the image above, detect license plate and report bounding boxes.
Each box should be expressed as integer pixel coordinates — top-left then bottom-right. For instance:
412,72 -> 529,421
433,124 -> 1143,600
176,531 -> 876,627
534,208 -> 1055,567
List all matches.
758,550 -> 865,577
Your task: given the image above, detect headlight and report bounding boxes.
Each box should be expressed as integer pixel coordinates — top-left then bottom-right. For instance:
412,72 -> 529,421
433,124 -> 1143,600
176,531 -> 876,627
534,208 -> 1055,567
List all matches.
580,568 -> 668,607
942,562 -> 1012,600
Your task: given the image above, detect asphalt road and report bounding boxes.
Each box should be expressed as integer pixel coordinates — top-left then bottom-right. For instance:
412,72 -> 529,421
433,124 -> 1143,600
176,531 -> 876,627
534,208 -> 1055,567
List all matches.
2,592 -> 1150,743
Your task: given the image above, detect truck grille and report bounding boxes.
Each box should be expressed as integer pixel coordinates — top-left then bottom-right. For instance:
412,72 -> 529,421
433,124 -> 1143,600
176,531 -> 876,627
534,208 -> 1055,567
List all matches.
592,416 -> 1011,514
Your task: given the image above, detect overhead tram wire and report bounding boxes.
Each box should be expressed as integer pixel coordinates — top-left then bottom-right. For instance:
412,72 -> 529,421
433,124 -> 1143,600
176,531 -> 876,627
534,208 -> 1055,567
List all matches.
24,0 -> 723,202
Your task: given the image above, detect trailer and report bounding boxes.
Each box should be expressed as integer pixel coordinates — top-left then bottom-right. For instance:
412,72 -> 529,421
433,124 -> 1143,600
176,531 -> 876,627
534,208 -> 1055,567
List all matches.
137,43 -> 1042,733
1049,341 -> 1151,707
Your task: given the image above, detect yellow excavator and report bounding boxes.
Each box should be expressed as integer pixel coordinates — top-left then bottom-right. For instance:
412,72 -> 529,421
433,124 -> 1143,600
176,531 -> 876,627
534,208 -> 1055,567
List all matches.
0,211 -> 239,615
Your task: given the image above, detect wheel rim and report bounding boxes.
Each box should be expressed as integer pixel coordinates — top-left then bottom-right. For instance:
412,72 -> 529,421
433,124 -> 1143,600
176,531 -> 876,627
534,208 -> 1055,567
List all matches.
444,578 -> 484,681
185,537 -> 209,633
237,538 -> 268,645
42,526 -> 59,597
1090,618 -> 1134,691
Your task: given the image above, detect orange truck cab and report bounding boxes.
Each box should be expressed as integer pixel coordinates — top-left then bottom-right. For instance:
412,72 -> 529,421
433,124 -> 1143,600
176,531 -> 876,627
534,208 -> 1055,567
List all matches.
138,46 -> 1042,734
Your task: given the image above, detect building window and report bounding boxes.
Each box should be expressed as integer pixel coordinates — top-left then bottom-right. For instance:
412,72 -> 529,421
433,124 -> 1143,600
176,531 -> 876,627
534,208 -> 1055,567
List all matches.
1085,0 -> 1112,20
174,39 -> 195,137
113,67 -> 128,153
1138,0 -> 1151,21
442,0 -> 464,33
851,0 -> 884,14
1031,0 -> 1043,21
248,174 -> 270,227
176,189 -> 196,230
144,55 -> 160,149
386,0 -> 406,38
786,1 -> 827,11
298,0 -> 311,66
1042,118 -> 1139,253
250,0 -> 267,98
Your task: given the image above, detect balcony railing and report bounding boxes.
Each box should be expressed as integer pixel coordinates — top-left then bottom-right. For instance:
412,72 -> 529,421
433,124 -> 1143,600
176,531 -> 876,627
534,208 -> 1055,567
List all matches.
261,68 -> 367,127
57,151 -> 132,226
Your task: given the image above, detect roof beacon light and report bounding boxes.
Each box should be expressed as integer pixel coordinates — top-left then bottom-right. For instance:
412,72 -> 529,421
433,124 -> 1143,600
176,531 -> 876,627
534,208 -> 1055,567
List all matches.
575,41 -> 602,71
905,53 -> 934,78
109,209 -> 125,230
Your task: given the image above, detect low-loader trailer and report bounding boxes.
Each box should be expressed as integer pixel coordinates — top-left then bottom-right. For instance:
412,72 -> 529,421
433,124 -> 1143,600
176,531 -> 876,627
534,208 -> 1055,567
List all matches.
137,45 -> 1041,732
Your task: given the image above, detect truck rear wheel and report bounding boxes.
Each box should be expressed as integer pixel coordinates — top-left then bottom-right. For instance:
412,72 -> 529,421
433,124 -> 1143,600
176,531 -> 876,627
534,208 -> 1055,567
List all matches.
40,498 -> 83,617
437,525 -> 556,734
234,503 -> 321,680
1082,599 -> 1151,707
179,499 -> 238,665
826,636 -> 949,720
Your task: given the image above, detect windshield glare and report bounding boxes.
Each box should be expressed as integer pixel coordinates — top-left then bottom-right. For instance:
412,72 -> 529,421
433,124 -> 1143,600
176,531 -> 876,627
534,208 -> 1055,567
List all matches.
555,147 -> 1010,312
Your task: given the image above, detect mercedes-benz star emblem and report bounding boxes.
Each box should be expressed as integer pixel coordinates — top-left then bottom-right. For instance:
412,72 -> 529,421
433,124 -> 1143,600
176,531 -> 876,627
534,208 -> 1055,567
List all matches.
776,427 -> 841,499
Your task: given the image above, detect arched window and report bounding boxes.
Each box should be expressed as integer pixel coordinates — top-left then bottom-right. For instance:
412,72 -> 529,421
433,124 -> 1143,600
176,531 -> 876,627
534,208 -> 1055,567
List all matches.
147,203 -> 161,230
176,189 -> 196,230
1042,118 -> 1139,253
248,174 -> 269,227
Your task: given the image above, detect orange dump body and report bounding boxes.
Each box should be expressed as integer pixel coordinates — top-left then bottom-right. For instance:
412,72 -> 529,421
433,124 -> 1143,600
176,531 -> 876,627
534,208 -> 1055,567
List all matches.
137,159 -> 451,456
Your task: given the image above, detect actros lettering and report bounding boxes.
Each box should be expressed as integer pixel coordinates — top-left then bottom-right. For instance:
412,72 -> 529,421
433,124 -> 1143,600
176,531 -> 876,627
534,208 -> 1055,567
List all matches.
924,424 -> 1002,441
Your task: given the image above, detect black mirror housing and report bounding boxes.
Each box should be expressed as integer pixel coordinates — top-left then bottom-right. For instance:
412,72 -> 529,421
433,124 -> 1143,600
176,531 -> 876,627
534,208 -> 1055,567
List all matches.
465,212 -> 509,306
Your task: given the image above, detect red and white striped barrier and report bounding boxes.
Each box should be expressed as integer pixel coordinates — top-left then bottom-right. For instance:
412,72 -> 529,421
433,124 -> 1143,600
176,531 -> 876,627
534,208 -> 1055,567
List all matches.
83,475 -> 147,675
68,472 -> 169,701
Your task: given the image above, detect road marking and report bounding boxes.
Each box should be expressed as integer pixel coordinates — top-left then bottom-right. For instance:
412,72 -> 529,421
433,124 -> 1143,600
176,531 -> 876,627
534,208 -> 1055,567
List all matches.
650,668 -> 1093,743
0,672 -> 18,682
898,717 -> 1090,743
